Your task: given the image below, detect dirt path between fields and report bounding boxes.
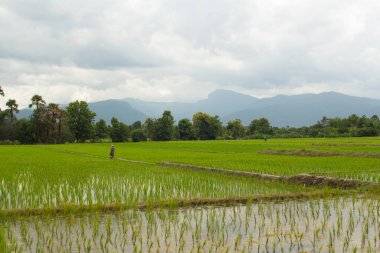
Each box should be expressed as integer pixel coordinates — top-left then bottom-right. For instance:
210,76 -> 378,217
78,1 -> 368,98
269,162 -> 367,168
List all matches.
0,191 -> 347,217
312,143 -> 380,147
159,162 -> 370,188
260,149 -> 380,158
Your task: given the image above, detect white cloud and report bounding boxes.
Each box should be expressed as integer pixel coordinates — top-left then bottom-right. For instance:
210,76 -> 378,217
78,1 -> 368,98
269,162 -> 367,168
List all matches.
0,59 -> 216,108
0,0 -> 380,108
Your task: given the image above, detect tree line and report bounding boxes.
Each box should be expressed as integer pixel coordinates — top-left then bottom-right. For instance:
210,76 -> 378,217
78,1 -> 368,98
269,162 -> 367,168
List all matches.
1,87 -> 380,144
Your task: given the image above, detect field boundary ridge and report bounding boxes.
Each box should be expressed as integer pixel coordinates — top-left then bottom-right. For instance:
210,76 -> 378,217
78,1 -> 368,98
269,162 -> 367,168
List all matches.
0,191 -> 345,217
159,162 -> 370,188
260,149 -> 380,158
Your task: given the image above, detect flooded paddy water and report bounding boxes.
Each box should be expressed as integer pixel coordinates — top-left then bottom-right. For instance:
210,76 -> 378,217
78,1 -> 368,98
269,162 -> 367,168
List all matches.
2,196 -> 379,253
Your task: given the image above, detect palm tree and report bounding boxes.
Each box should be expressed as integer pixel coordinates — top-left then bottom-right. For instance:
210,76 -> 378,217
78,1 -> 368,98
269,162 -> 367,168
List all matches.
144,117 -> 154,141
46,103 -> 63,138
321,116 -> 329,138
29,95 -> 46,110
0,86 -> 4,112
29,95 -> 46,142
6,99 -> 19,124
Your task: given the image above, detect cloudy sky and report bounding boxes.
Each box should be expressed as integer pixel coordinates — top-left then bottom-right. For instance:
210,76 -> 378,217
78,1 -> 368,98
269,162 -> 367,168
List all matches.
1,0 -> 380,108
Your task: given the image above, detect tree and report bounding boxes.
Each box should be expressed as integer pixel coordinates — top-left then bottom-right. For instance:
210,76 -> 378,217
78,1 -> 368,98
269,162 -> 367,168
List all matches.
109,117 -> 129,142
65,100 -> 96,142
0,86 -> 4,111
370,115 -> 380,132
247,118 -> 272,137
29,95 -> 46,110
144,117 -> 154,141
320,116 -> 329,138
45,103 -> 64,141
131,121 -> 142,130
192,112 -> 222,140
16,119 -> 38,144
347,114 -> 359,137
3,99 -> 19,142
153,110 -> 174,141
0,110 -> 6,125
0,86 -> 4,123
28,95 -> 50,142
94,119 -> 109,140
299,126 -> 308,138
178,118 -> 194,140
131,129 -> 146,142
370,115 -> 380,125
5,99 -> 19,124
226,119 -> 246,139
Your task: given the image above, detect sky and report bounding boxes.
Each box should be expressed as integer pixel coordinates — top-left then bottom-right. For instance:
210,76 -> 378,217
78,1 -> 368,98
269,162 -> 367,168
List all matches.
1,0 -> 380,108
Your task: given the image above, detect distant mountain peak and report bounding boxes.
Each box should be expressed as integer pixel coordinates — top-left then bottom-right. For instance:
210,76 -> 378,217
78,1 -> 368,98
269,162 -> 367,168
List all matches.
16,90 -> 380,128
317,91 -> 350,97
207,89 -> 257,100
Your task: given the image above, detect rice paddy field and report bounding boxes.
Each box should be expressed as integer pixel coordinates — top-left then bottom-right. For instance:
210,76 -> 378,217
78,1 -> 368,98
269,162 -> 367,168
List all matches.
1,137 -> 380,252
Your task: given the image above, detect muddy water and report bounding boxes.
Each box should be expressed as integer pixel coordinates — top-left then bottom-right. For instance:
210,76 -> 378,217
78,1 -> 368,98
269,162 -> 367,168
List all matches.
2,197 -> 379,252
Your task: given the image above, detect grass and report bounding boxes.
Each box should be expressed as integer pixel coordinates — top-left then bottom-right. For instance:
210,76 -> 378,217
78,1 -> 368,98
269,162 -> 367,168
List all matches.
1,137 -> 380,252
0,145 -> 316,211
35,137 -> 380,182
1,137 -> 379,213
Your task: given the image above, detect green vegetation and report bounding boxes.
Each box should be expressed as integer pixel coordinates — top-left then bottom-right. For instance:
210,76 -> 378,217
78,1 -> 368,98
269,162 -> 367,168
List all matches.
1,137 -> 380,252
3,197 -> 380,252
1,85 -> 379,144
66,100 -> 96,143
39,137 -> 380,182
0,144 -> 317,211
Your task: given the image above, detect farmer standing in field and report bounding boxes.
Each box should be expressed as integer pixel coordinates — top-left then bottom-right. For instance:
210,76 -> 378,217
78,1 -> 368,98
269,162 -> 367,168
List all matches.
110,145 -> 115,159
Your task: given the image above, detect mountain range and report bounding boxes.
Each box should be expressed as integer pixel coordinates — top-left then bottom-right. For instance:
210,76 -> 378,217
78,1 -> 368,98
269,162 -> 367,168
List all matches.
17,90 -> 380,127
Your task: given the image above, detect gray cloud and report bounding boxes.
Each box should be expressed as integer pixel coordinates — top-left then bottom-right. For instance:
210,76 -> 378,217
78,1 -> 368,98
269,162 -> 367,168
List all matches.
1,0 -> 380,108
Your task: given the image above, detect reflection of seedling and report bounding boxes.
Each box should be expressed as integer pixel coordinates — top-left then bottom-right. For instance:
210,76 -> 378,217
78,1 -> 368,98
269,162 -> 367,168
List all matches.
3,197 -> 380,252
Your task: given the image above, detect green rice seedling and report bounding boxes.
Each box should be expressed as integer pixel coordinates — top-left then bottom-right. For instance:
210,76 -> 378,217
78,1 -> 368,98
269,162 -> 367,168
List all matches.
22,137 -> 380,182
2,139 -> 380,252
